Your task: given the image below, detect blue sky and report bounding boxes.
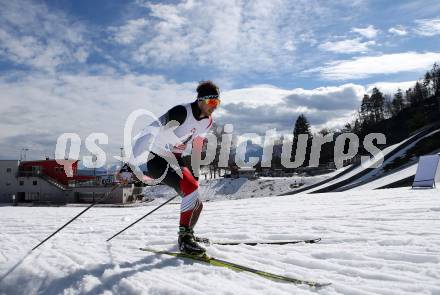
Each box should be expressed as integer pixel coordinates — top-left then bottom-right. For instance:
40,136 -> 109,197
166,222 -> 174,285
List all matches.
0,0 -> 439,161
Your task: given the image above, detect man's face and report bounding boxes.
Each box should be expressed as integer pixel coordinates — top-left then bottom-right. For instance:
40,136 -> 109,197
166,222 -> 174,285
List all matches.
198,99 -> 220,117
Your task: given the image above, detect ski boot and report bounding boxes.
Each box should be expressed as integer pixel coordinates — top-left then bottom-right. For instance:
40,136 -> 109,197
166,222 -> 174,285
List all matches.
178,227 -> 206,256
194,236 -> 210,244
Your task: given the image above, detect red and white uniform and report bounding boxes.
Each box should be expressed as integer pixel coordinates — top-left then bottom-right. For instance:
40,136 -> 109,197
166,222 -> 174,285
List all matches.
132,102 -> 213,228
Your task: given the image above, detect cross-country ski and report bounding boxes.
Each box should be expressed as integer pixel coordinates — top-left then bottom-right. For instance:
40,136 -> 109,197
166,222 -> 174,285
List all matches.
1,1 -> 440,294
139,247 -> 332,288
197,237 -> 322,246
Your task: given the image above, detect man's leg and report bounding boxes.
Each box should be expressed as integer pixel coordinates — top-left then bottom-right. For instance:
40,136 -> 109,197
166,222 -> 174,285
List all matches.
179,166 -> 203,229
146,155 -> 205,254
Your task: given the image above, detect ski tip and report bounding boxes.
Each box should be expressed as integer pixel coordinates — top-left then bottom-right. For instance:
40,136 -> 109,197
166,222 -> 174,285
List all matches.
308,238 -> 322,243
313,282 -> 332,288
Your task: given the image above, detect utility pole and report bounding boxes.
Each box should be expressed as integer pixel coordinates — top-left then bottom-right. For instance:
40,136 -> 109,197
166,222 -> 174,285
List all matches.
120,147 -> 124,165
92,154 -> 97,177
20,148 -> 29,161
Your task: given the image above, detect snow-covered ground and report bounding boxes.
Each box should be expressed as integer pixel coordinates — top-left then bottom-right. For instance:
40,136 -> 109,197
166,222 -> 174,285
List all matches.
1,187 -> 439,294
143,173 -> 337,202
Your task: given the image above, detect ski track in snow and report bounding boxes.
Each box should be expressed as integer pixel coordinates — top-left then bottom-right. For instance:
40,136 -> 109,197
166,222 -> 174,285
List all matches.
0,187 -> 439,295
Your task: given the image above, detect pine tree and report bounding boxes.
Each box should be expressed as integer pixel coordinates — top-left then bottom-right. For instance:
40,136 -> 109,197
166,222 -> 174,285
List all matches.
353,119 -> 361,135
407,82 -> 427,106
415,81 -> 428,102
293,114 -> 312,138
405,88 -> 414,106
384,94 -> 393,119
370,87 -> 385,122
430,63 -> 440,96
291,114 -> 312,168
360,94 -> 373,125
423,72 -> 433,97
317,128 -> 334,166
391,88 -> 405,116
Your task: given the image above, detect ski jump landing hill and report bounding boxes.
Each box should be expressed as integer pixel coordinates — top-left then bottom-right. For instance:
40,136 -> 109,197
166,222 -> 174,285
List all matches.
279,122 -> 440,195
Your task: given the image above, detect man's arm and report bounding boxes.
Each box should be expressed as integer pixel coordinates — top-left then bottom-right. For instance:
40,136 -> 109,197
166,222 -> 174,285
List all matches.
132,105 -> 187,159
159,105 -> 187,126
120,105 -> 188,182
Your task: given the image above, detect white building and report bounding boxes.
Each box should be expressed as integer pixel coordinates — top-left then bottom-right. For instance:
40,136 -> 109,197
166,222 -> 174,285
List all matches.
0,159 -> 135,204
16,175 -> 73,203
0,160 -> 20,203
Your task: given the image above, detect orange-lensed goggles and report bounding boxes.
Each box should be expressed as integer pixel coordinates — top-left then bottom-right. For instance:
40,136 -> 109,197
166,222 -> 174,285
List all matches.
199,94 -> 221,107
204,98 -> 221,108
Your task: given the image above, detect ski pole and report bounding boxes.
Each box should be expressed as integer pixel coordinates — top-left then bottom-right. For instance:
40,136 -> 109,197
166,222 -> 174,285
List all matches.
106,194 -> 179,242
31,183 -> 121,251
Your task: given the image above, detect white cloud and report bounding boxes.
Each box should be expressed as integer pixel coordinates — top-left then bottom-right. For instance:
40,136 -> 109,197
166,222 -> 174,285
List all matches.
0,0 -> 90,72
366,81 -> 417,95
397,0 -> 440,17
306,52 -> 440,80
0,72 -> 195,160
109,18 -> 150,45
414,18 -> 440,36
388,26 -> 408,36
132,0 -> 296,72
110,0 -> 359,74
283,84 -> 364,110
74,47 -> 90,63
0,73 -> 368,159
218,83 -> 365,134
351,25 -> 379,39
0,72 -> 410,160
283,40 -> 296,51
319,38 -> 375,53
221,87 -> 292,107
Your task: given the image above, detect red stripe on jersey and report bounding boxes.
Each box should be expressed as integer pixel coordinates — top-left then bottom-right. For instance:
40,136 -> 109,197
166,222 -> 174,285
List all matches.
179,167 -> 199,196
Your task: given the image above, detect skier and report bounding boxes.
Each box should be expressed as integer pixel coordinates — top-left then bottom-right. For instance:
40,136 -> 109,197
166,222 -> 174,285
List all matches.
118,81 -> 220,255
